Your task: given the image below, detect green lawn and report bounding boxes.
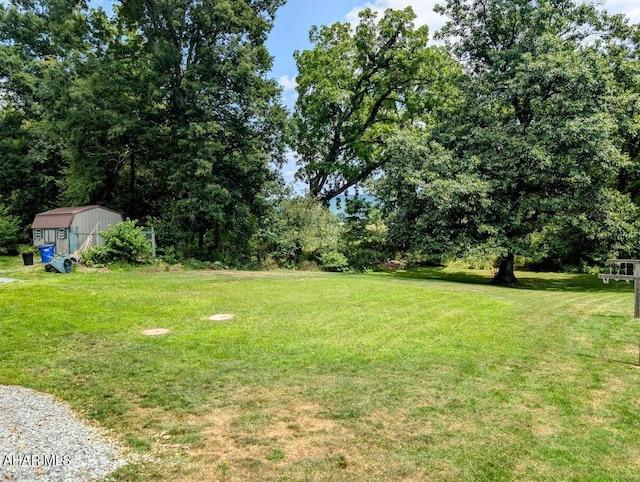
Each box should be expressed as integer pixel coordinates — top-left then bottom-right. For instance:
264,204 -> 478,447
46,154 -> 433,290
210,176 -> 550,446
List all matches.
1,257 -> 640,481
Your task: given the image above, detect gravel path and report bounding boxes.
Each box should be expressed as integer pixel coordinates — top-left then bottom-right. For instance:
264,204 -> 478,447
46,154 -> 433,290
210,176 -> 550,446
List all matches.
1,385 -> 128,481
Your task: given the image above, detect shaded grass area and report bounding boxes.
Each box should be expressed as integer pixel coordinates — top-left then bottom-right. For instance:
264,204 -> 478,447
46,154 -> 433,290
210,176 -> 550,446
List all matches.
1,257 -> 640,481
389,266 -> 634,293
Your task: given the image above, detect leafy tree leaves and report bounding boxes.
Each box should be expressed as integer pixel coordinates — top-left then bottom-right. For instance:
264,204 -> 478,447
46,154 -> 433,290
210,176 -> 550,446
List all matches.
293,7 -> 459,202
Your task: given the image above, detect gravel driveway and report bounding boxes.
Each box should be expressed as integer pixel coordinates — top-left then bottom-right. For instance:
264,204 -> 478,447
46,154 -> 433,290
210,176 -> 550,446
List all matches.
1,385 -> 128,481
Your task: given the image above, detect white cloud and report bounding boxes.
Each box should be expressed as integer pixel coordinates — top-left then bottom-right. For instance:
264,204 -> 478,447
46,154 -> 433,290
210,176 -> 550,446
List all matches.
346,0 -> 640,37
284,149 -> 298,163
604,0 -> 640,23
278,75 -> 297,93
345,0 -> 445,37
278,75 -> 298,109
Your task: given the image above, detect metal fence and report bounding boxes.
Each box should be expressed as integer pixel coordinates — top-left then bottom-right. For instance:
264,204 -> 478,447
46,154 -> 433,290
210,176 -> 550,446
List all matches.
142,229 -> 157,257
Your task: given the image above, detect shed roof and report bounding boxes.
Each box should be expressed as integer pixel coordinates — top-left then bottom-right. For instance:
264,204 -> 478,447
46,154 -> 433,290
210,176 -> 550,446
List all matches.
32,205 -> 121,229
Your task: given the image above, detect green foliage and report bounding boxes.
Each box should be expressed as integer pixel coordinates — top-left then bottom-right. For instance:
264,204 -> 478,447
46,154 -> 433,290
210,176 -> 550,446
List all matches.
3,0 -> 640,273
0,203 -> 20,254
18,244 -> 38,254
1,0 -> 89,214
145,217 -> 184,261
339,196 -> 388,270
340,197 -> 383,245
256,196 -> 342,268
293,7 -> 459,201
319,250 -> 349,272
0,75 -> 63,232
1,0 -> 288,262
85,219 -> 152,265
376,130 -> 490,258
344,248 -> 383,272
107,0 -> 287,261
605,20 -> 640,214
379,0 -> 639,281
527,188 -> 640,269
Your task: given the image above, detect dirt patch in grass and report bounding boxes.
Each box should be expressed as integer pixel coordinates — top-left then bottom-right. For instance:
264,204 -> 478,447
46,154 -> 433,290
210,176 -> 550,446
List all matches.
122,385 -> 472,481
173,395 -> 358,481
623,343 -> 640,360
197,403 -> 344,457
122,387 -> 357,480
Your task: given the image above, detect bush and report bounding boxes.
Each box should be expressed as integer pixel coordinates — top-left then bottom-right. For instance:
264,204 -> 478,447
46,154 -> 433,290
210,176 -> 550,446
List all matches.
158,246 -> 181,265
85,219 -> 152,264
320,250 -> 349,272
255,196 -> 342,268
402,252 -> 441,267
346,248 -> 386,271
338,195 -> 390,271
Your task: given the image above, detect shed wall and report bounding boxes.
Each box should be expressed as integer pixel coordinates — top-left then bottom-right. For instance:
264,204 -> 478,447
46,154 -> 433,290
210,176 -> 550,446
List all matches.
33,229 -> 70,253
70,208 -> 123,251
72,208 -> 123,235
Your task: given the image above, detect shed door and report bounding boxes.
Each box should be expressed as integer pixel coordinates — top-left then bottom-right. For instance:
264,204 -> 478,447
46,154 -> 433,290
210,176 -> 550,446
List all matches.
44,229 -> 57,244
69,232 -> 78,253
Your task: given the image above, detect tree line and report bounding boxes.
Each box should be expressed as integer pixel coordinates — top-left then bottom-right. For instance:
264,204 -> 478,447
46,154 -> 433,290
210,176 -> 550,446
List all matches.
1,0 -> 639,283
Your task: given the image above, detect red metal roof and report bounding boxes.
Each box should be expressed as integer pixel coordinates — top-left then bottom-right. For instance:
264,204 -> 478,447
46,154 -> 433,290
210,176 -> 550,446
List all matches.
31,205 -> 120,229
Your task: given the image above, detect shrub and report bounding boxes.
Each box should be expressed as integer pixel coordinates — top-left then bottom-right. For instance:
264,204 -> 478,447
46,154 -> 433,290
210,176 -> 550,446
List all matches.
338,195 -> 390,271
158,246 -> 181,265
346,248 -> 385,271
320,250 -> 349,272
85,219 -> 152,264
402,251 -> 441,267
255,196 -> 342,268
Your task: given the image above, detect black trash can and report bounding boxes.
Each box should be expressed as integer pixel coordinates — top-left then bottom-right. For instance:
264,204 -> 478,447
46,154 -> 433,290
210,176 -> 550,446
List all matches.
21,252 -> 34,266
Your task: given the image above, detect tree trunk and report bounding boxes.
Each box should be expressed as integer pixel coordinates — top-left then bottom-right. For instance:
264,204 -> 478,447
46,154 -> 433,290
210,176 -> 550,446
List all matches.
129,152 -> 136,201
492,252 -> 518,285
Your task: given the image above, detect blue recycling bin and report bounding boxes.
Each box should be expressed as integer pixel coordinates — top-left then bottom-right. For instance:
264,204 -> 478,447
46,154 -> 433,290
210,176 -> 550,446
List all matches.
38,244 -> 55,263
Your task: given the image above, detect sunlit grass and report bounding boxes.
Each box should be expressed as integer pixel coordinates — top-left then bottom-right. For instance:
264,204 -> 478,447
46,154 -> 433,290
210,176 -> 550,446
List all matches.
1,256 -> 639,481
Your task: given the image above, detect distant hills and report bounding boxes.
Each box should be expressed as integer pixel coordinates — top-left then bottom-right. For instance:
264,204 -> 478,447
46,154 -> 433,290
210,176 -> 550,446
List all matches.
328,193 -> 377,214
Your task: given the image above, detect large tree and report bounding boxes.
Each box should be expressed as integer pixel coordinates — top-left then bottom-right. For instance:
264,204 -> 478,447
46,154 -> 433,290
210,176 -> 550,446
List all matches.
0,0 -> 83,231
605,17 -> 640,205
378,0 -> 639,283
1,0 -> 288,260
292,7 -> 459,202
47,7 -> 164,219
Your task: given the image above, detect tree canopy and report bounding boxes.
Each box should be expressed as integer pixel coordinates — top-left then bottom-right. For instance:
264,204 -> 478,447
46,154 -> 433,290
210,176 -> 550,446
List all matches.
374,0 -> 640,283
1,0 -> 288,260
2,1 -> 640,273
292,6 -> 460,202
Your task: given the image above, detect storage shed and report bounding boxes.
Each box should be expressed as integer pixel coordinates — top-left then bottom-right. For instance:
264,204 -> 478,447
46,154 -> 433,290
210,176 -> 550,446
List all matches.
32,205 -> 123,255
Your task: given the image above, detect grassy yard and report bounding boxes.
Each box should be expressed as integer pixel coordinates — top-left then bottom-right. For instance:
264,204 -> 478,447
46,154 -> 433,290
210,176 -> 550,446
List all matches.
1,257 -> 640,481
